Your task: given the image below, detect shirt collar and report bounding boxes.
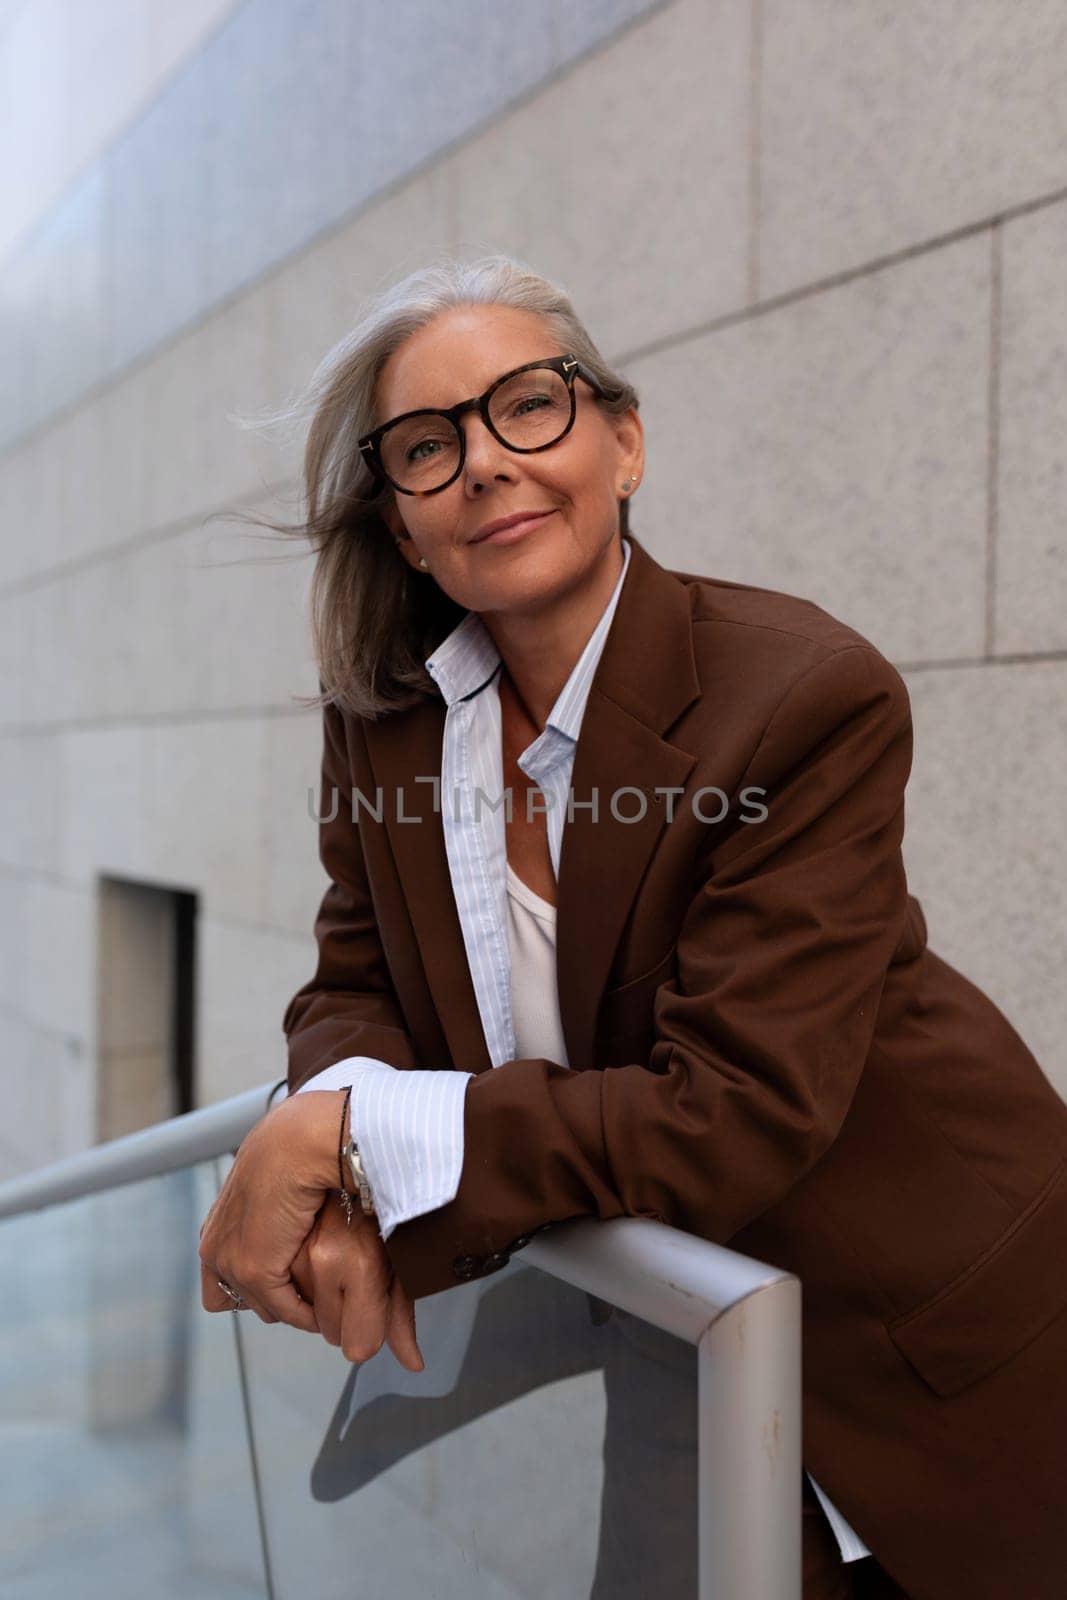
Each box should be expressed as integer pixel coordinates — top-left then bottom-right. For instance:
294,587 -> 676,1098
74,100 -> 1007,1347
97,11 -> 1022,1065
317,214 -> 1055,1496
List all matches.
424,535 -> 632,744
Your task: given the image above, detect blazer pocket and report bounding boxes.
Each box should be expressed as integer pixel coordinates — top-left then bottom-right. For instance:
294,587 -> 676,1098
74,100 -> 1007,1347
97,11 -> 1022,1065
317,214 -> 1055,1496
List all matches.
885,1156 -> 1067,1399
596,946 -> 677,1065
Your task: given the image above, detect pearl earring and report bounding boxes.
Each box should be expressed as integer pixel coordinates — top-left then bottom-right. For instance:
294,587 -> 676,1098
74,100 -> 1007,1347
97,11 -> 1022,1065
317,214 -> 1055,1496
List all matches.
392,535 -> 428,570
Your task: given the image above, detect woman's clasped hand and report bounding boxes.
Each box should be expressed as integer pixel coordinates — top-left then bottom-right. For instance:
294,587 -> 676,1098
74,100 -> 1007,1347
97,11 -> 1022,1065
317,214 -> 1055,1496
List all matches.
197,1089 -> 424,1372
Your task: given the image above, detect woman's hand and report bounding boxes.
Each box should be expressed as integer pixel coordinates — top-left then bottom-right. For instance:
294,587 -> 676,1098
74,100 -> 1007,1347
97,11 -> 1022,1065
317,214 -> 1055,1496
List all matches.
198,1090 -> 352,1334
290,1200 -> 425,1372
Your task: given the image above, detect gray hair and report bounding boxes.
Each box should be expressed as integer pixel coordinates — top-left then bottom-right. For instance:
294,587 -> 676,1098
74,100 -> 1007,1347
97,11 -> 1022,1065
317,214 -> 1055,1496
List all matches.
222,251 -> 641,721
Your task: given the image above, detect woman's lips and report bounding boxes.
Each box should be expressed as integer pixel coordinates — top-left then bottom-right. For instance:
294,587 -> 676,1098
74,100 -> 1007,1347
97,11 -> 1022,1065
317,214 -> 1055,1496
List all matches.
473,509 -> 555,546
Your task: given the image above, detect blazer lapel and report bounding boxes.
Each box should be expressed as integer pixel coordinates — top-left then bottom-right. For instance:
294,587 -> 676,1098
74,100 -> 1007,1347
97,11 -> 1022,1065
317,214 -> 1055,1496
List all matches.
362,695 -> 495,1075
555,535 -> 701,1069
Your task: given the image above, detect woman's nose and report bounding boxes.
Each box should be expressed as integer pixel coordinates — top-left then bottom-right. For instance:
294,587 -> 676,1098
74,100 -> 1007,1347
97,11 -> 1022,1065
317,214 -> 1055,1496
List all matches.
459,410 -> 518,484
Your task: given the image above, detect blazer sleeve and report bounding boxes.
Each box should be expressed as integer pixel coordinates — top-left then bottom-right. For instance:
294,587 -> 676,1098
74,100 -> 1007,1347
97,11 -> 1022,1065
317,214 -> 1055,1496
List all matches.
283,698 -> 420,1090
382,644 -> 915,1300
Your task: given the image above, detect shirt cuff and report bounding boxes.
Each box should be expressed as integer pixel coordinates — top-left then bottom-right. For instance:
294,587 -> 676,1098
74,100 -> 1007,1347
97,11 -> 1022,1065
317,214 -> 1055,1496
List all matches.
290,1058 -> 388,1097
291,1058 -> 473,1243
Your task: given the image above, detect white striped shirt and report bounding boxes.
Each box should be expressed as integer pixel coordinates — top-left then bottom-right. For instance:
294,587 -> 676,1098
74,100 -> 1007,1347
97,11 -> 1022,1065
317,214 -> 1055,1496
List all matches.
292,532 -> 870,1562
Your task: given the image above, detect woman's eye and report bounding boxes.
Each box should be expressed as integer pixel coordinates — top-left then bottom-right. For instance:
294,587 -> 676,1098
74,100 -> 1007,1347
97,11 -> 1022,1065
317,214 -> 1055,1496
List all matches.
513,394 -> 550,416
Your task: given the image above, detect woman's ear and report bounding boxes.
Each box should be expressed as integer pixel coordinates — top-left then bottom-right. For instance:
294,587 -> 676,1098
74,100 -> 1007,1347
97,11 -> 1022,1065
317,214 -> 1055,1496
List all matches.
382,498 -> 405,540
395,537 -> 425,574
615,405 -> 644,487
380,496 -> 427,573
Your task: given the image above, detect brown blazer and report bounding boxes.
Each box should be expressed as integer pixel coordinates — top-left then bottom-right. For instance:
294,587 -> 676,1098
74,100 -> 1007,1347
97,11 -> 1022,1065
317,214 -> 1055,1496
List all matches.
284,531 -> 1067,1600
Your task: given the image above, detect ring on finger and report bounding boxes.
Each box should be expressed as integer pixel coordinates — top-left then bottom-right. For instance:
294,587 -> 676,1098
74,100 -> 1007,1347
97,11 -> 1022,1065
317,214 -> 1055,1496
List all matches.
217,1276 -> 245,1310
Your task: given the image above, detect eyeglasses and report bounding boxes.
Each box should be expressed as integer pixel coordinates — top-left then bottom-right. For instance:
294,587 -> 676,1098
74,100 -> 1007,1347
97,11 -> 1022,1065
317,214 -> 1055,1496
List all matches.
358,354 -> 606,496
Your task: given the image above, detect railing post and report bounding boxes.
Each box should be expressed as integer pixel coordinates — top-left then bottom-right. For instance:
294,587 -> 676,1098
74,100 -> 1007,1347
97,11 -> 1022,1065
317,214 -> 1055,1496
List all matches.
698,1275 -> 802,1599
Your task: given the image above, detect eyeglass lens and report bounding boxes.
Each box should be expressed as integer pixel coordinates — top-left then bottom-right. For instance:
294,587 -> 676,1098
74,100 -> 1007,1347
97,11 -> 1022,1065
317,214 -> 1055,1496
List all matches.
379,367 -> 572,492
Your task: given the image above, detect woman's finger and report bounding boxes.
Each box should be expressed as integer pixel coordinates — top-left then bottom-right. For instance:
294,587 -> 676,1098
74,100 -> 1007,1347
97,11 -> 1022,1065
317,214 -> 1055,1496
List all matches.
201,1258 -> 243,1312
197,1092 -> 348,1337
294,1203 -> 355,1346
230,1262 -> 320,1332
218,1266 -> 317,1332
290,1236 -> 315,1307
199,1181 -> 325,1334
200,1225 -> 321,1333
256,1278 -> 316,1330
199,1259 -> 280,1324
386,1273 -> 425,1373
338,1235 -> 393,1364
306,1239 -> 346,1349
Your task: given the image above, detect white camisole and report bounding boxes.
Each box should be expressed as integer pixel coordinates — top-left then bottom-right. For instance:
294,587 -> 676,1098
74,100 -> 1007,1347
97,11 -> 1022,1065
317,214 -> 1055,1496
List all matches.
505,860 -> 570,1068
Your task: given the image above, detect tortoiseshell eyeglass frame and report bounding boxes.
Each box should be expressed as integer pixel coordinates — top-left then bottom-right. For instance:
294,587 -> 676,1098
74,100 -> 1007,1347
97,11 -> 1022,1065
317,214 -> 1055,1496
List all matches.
357,354 -> 607,496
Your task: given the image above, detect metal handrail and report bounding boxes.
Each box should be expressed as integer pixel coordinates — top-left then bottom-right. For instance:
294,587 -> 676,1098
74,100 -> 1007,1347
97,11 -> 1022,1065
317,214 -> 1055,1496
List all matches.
0,1085 -> 271,1219
0,1082 -> 802,1598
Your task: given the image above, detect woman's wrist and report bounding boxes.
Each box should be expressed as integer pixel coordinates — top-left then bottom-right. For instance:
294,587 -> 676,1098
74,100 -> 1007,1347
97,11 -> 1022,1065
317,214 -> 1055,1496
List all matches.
276,1088 -> 352,1193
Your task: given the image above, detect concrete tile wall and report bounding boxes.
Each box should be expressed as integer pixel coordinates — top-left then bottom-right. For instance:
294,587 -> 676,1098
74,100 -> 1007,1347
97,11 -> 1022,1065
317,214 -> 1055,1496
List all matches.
0,0 -> 241,257
997,203 -> 1067,655
450,0 -> 751,356
0,1007 -> 93,1164
22,877 -> 94,1041
0,0 -> 666,452
0,163 -> 457,594
0,868 -> 25,1013
0,734 -> 65,878
631,232 -> 992,664
759,0 -> 1067,297
1,0 -> 1065,1176
902,659 -> 1065,1073
262,704 -> 333,937
197,915 -> 313,1105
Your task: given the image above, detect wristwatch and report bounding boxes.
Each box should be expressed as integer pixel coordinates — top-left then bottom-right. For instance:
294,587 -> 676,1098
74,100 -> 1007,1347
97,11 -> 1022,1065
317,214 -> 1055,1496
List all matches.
341,1135 -> 377,1216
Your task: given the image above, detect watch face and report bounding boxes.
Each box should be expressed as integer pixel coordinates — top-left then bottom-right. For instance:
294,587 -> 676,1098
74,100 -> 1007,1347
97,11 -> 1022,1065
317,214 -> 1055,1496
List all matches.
344,1143 -> 372,1207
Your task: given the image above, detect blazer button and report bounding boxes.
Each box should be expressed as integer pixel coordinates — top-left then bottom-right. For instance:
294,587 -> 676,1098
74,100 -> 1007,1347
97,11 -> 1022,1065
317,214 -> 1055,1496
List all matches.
510,1234 -> 533,1251
482,1251 -> 509,1274
452,1255 -> 481,1280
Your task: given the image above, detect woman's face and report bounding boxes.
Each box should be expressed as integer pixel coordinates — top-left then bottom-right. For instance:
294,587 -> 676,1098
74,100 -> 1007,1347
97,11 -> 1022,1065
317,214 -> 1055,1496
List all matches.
375,304 -> 643,619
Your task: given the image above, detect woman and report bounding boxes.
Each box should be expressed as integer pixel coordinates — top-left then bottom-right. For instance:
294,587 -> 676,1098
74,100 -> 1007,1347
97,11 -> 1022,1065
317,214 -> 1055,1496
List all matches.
199,255 -> 1067,1599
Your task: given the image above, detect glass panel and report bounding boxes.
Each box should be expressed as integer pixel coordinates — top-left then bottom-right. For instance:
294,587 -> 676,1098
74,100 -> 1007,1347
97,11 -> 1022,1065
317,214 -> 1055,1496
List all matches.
242,1253 -> 698,1598
0,1161 -> 268,1599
